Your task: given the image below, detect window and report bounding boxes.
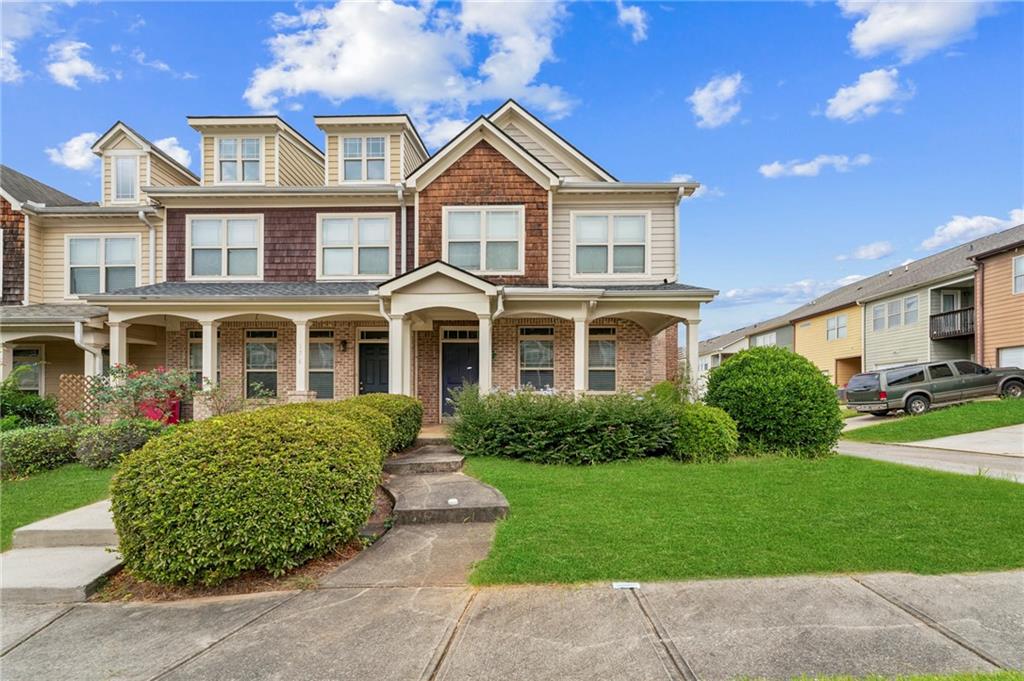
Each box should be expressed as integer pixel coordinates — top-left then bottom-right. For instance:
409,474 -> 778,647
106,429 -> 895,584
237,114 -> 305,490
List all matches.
886,366 -> 925,386
317,214 -> 393,278
67,235 -> 138,295
954,360 -> 986,375
113,156 -> 138,201
245,330 -> 277,398
11,347 -> 43,394
826,314 -> 847,341
872,304 -> 885,332
519,327 -> 554,390
588,327 -> 616,391
928,363 -> 954,379
753,332 -> 777,347
573,213 -> 647,275
187,330 -> 221,388
443,207 -> 523,273
217,137 -> 261,183
887,301 -> 902,329
1014,256 -> 1024,294
903,295 -> 919,325
342,136 -> 386,181
442,329 -> 479,341
187,216 -> 261,279
360,329 -> 388,341
309,330 -> 335,400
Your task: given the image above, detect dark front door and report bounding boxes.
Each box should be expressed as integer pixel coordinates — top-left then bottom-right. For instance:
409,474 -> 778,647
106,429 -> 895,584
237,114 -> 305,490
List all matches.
442,342 -> 478,416
359,343 -> 389,394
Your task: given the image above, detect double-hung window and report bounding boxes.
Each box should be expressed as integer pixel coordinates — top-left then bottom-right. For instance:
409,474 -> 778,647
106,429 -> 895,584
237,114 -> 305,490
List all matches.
519,327 -> 555,390
903,295 -> 919,324
188,216 -> 262,279
753,332 -> 776,347
444,206 -> 523,273
68,235 -> 138,295
309,330 -> 335,400
887,300 -> 902,329
588,327 -> 616,392
11,347 -> 43,395
574,212 -> 647,275
113,155 -> 138,202
187,329 -> 221,388
342,136 -> 386,181
218,137 -> 261,183
317,214 -> 393,278
826,314 -> 847,341
1014,256 -> 1024,294
872,304 -> 885,331
245,330 -> 277,398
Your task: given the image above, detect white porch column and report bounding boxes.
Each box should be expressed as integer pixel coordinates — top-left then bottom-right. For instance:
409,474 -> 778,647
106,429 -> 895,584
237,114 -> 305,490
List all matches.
294,320 -> 309,393
685,319 -> 700,396
573,317 -> 588,392
108,322 -> 129,369
477,314 -> 492,392
388,314 -> 405,395
401,318 -> 414,396
200,320 -> 219,389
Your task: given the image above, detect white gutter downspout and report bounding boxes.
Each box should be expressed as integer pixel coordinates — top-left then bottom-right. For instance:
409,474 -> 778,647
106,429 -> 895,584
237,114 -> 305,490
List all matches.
548,181 -> 559,289
493,287 -> 505,319
397,183 -> 407,274
74,321 -> 103,376
22,212 -> 30,305
138,210 -> 156,284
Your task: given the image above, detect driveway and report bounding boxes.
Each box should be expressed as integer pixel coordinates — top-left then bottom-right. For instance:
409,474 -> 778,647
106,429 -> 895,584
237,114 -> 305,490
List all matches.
903,424 -> 1024,457
838,440 -> 1024,483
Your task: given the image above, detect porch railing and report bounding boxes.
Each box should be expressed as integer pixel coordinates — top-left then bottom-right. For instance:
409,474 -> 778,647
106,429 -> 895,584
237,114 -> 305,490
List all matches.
930,306 -> 974,340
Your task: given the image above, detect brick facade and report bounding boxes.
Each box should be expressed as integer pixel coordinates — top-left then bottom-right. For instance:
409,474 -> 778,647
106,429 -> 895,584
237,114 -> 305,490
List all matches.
1,198 -> 25,304
417,141 -> 549,285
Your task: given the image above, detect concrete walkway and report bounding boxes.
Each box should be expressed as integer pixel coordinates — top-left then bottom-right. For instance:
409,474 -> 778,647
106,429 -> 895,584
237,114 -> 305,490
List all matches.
838,440 -> 1024,483
904,424 -> 1024,457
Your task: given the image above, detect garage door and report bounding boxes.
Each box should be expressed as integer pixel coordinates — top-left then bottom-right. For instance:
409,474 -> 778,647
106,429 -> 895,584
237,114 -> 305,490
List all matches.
997,346 -> 1024,368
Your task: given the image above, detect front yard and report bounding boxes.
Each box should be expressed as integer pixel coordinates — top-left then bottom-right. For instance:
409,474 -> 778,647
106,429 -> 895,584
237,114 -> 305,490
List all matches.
843,399 -> 1024,443
464,455 -> 1024,585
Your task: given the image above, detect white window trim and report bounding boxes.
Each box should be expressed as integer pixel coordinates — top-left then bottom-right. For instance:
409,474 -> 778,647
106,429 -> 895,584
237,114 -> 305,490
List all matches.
64,233 -> 142,299
587,326 -> 617,393
109,151 -> 141,204
871,303 -> 886,332
442,205 -> 526,276
1012,255 -> 1024,295
340,134 -> 390,183
244,329 -> 278,398
903,294 -> 919,325
826,313 -> 847,341
185,214 -> 264,282
212,135 -> 264,185
315,213 -> 396,280
309,330 -> 335,400
11,344 -> 45,396
569,210 -> 652,280
518,327 -> 555,389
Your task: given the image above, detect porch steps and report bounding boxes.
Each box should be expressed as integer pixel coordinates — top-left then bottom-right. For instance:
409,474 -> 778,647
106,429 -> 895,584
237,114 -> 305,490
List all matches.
414,436 -> 452,448
12,500 -> 117,549
384,445 -> 464,474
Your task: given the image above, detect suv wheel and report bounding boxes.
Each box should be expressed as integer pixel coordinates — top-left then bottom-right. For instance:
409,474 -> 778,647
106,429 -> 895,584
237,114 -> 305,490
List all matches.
906,394 -> 930,415
1002,380 -> 1024,399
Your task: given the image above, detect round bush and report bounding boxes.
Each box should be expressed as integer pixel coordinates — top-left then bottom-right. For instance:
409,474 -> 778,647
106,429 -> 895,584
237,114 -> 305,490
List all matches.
111,408 -> 383,586
705,346 -> 842,457
271,400 -> 397,457
0,425 -> 79,479
75,418 -> 167,469
671,403 -> 738,463
350,394 -> 423,451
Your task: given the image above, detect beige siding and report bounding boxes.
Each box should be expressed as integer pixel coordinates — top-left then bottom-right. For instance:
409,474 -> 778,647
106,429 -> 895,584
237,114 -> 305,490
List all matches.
40,340 -> 83,397
551,196 -> 676,283
102,155 -> 112,205
322,127 -> 401,185
502,122 -> 576,177
202,136 -> 215,185
326,135 -> 339,185
277,132 -> 324,186
389,134 -> 401,182
793,304 -> 862,385
980,249 -> 1024,366
150,154 -> 195,187
27,220 -> 44,303
402,131 -> 427,178
863,289 -> 931,370
128,325 -> 167,371
264,134 -> 277,185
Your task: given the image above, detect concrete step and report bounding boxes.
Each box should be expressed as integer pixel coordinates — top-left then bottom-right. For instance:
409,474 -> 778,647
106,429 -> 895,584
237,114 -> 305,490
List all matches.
0,547 -> 121,604
12,500 -> 117,549
413,436 -> 451,448
385,472 -> 508,524
384,445 -> 464,474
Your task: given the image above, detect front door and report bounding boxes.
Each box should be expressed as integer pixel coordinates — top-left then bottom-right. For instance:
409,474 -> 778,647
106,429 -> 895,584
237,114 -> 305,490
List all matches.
358,343 -> 389,394
441,342 -> 479,416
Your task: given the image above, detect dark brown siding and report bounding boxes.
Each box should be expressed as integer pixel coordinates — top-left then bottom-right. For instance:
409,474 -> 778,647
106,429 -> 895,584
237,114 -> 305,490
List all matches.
1,198 -> 24,304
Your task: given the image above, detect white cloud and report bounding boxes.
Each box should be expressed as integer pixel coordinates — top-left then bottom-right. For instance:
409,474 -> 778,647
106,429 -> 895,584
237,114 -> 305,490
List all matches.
421,117 -> 472,149
670,173 -> 723,200
839,1 -> 994,63
153,137 -> 192,168
717,274 -> 866,307
131,48 -> 170,72
759,153 -> 871,179
687,72 -> 743,129
127,16 -> 146,32
244,0 -> 570,147
45,131 -> 100,171
615,0 -> 648,43
920,208 -> 1024,251
1,40 -> 24,83
1,2 -> 57,84
825,68 -> 912,122
836,240 -> 894,261
46,41 -> 107,88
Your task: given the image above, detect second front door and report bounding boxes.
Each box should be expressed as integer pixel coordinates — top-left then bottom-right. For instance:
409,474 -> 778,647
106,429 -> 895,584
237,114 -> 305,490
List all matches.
441,342 -> 479,416
359,343 -> 389,394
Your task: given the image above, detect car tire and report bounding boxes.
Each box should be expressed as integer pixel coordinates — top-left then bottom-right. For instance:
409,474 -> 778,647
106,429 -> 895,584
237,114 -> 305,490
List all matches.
905,394 -> 930,415
1001,380 -> 1024,399
869,410 -> 890,417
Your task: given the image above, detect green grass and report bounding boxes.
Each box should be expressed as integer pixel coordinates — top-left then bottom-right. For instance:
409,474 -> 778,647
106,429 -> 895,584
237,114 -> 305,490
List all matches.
840,407 -> 861,419
464,455 -> 1024,584
843,399 -> 1024,443
787,674 -> 1023,681
1,465 -> 115,550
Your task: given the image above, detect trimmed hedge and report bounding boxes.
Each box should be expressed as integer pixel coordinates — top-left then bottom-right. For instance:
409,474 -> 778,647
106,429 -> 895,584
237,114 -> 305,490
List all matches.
671,403 -> 738,463
75,419 -> 167,469
706,346 -> 842,457
0,425 -> 80,479
111,407 -> 383,586
350,394 -> 423,451
272,400 -> 397,457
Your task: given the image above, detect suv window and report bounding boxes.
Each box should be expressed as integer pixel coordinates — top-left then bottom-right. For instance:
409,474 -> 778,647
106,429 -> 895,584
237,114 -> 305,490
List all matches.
886,366 -> 926,386
954,361 -> 986,375
928,363 -> 954,379
847,374 -> 880,391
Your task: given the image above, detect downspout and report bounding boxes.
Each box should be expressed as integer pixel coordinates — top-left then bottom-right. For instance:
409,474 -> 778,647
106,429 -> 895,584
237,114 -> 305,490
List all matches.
975,260 -> 984,363
138,210 -> 156,284
397,183 -> 407,274
22,212 -> 30,305
74,321 -> 103,374
493,287 -> 505,319
548,182 -> 559,288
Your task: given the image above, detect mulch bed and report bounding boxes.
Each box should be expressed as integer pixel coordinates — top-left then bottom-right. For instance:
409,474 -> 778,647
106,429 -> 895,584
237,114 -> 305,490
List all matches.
93,484 -> 394,603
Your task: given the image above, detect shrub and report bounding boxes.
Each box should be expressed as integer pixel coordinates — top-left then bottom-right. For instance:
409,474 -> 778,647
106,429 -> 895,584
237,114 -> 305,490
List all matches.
75,419 -> 167,469
449,387 -> 677,464
271,400 -> 398,457
81,365 -> 193,424
705,346 -> 842,457
0,425 -> 79,478
646,380 -> 684,405
671,403 -> 739,463
0,367 -> 59,427
111,407 -> 382,586
0,414 -> 22,432
350,394 -> 423,451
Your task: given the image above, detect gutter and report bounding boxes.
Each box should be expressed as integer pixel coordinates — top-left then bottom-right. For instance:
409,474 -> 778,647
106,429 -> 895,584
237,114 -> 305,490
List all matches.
138,209 -> 157,284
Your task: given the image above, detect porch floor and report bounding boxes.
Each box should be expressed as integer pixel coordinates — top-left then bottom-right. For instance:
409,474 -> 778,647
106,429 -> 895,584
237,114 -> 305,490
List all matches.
418,423 -> 449,440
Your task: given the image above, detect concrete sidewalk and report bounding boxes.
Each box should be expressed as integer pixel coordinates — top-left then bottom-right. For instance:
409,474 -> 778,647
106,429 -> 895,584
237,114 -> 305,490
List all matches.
838,440 -> 1024,482
3,569 -> 1021,680
905,424 -> 1024,458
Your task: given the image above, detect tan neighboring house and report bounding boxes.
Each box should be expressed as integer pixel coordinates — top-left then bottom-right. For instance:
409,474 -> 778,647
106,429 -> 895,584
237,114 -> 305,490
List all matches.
1,101 -> 716,423
973,236 -> 1024,368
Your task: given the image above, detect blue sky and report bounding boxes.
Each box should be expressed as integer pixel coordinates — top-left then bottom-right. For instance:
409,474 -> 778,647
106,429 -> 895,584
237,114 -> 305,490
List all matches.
2,1 -> 1022,339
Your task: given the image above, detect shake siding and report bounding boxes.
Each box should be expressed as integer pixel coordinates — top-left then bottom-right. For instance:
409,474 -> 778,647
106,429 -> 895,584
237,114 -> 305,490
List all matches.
501,122 -> 576,177
792,304 -> 862,384
550,196 -> 676,283
38,222 -> 156,302
863,288 -> 931,370
1,199 -> 24,304
277,132 -> 325,186
979,248 -> 1024,366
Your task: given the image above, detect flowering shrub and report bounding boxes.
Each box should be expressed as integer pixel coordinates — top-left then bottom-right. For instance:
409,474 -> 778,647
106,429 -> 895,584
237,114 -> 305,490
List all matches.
79,365 -> 194,424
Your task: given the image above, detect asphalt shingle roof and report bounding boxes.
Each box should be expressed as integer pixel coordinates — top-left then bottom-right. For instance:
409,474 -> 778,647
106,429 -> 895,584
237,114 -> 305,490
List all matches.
0,304 -> 108,324
87,281 -> 382,299
0,165 -> 89,207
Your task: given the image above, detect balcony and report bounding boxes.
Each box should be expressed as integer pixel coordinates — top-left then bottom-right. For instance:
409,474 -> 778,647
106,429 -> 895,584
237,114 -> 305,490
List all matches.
930,306 -> 974,340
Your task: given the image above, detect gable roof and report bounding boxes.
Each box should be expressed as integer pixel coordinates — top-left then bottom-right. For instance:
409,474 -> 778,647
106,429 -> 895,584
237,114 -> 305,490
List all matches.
91,121 -> 200,183
313,113 -> 429,161
377,260 -> 498,297
0,165 -> 88,208
698,326 -> 751,355
186,115 -> 324,161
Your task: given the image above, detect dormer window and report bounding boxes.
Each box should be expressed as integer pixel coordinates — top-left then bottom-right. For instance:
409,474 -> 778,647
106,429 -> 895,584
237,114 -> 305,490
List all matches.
113,155 -> 138,202
343,136 -> 386,181
217,137 -> 261,183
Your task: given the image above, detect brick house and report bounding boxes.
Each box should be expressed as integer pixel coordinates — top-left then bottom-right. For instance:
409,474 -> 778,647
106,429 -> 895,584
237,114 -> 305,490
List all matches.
1,101 -> 715,423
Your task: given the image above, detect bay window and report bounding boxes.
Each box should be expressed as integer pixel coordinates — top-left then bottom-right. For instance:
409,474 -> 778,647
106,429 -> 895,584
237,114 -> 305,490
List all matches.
519,327 -> 554,389
573,212 -> 647,275
588,327 -> 616,392
309,330 -> 335,399
317,214 -> 393,278
343,136 -> 386,181
187,215 -> 262,279
245,330 -> 277,398
67,235 -> 138,295
217,137 -> 261,183
443,206 -> 523,274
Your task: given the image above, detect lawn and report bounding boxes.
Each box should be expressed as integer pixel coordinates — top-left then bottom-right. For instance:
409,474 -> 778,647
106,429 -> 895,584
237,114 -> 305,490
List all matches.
1,465 -> 115,550
464,455 -> 1024,584
843,399 -> 1024,443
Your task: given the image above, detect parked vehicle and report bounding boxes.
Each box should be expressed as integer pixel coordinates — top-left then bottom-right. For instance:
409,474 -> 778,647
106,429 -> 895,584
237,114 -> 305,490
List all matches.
845,360 -> 1024,416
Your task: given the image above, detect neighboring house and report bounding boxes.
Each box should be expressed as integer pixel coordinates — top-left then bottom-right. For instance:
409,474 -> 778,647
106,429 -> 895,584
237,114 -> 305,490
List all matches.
0,101 -> 716,423
697,327 -> 750,379
746,314 -> 793,351
790,283 -> 866,387
973,237 -> 1024,368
